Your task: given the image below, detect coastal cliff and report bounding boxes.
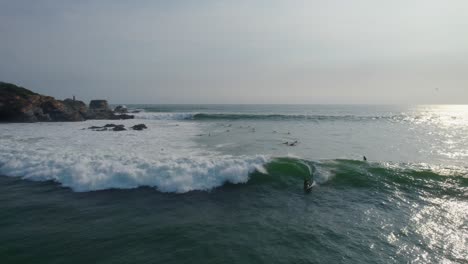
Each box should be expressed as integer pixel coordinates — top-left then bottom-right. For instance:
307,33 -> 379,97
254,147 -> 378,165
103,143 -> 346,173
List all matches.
0,82 -> 133,122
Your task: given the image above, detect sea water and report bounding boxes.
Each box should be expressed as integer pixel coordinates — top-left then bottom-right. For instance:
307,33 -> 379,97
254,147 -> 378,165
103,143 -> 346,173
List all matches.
0,105 -> 467,263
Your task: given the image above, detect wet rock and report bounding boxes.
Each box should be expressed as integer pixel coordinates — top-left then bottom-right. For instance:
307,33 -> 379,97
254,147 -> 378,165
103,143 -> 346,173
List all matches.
131,124 -> 147,130
112,125 -> 126,131
88,124 -> 128,131
115,114 -> 134,120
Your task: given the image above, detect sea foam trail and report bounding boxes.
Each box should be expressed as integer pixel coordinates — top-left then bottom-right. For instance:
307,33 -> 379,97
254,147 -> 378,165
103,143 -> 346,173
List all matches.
0,121 -> 268,193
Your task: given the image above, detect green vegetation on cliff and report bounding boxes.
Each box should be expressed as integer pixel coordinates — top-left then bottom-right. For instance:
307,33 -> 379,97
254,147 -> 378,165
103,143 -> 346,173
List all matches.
0,82 -> 39,98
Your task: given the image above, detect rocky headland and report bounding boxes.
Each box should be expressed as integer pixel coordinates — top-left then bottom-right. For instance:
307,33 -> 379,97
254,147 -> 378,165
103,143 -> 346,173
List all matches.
0,82 -> 134,122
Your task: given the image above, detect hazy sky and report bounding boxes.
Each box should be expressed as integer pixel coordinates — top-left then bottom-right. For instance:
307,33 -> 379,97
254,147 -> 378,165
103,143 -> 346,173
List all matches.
1,0 -> 467,104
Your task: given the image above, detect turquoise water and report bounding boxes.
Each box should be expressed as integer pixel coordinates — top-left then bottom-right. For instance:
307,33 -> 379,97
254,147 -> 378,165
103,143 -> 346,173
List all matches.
1,105 -> 467,263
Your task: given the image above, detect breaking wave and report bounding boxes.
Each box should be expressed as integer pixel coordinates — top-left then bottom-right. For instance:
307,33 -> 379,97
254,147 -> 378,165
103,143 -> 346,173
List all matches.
248,158 -> 467,197
1,151 -> 466,195
0,151 -> 269,193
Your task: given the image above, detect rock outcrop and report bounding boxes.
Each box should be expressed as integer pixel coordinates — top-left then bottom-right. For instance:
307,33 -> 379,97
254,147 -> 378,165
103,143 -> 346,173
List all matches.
0,82 -> 135,122
86,99 -> 115,120
0,82 -> 87,122
112,125 -> 126,131
87,123 -> 147,131
87,100 -> 134,120
89,100 -> 109,110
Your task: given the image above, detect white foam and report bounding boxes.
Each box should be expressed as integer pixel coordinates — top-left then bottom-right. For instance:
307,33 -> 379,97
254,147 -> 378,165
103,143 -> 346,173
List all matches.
0,120 -> 268,193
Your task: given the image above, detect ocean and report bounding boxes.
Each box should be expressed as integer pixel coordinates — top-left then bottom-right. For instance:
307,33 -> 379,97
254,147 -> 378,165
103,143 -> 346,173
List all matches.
0,104 -> 467,263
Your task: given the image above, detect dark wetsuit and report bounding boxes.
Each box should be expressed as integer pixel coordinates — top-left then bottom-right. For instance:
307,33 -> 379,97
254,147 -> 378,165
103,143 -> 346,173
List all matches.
304,180 -> 313,192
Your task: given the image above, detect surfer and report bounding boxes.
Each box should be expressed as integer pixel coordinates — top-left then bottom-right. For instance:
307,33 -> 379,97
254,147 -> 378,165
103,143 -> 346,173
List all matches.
282,140 -> 298,146
363,156 -> 367,161
304,179 -> 314,192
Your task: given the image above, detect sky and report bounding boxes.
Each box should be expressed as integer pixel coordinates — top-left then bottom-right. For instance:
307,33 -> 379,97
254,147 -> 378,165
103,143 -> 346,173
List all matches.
0,0 -> 467,104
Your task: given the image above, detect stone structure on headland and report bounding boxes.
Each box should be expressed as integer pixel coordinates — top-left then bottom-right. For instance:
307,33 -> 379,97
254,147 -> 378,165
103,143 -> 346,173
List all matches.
0,82 -> 134,122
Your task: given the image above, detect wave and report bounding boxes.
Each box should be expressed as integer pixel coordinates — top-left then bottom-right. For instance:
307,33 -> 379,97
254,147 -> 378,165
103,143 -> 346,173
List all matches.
1,152 -> 466,195
245,158 -> 468,197
132,112 -> 425,122
133,112 -> 197,120
133,110 -> 468,125
193,113 -> 391,121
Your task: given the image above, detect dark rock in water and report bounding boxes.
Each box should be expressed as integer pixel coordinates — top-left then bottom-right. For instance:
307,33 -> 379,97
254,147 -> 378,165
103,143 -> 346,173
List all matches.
115,114 -> 134,120
0,82 -> 88,122
130,110 -> 141,114
112,125 -> 126,131
88,124 -> 127,131
131,124 -> 147,130
114,105 -> 128,113
88,124 -> 126,131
